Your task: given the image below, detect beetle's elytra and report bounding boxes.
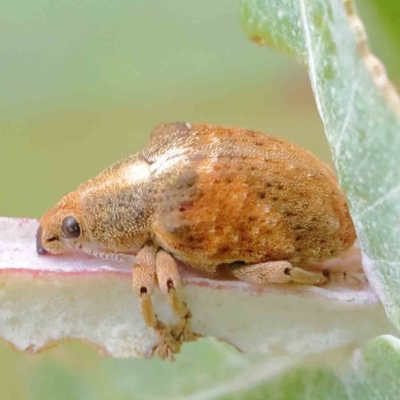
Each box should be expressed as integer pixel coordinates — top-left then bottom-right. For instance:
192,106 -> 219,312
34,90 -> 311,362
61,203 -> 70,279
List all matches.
37,122 -> 357,360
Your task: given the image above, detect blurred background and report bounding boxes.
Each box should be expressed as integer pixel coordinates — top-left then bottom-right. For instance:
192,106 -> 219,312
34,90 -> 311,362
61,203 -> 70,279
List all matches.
0,0 -> 399,399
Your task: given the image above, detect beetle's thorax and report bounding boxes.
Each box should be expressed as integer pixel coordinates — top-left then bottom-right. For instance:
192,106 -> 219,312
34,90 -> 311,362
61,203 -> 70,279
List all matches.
38,153 -> 154,255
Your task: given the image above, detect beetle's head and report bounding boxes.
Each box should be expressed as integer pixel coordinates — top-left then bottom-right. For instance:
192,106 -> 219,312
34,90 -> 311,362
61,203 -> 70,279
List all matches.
37,153 -> 152,256
37,191 -> 85,255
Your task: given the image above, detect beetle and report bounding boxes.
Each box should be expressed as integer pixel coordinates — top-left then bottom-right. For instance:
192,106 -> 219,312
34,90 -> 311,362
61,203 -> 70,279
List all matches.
36,122 -> 357,359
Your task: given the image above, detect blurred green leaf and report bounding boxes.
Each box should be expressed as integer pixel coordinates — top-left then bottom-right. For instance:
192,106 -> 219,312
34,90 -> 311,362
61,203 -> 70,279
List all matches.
24,339 -> 279,400
22,336 -> 400,400
358,1 -> 400,82
370,0 -> 400,57
225,335 -> 400,400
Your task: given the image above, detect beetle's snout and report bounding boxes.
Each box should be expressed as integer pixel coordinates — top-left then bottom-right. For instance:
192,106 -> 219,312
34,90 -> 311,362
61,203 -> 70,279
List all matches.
36,225 -> 48,255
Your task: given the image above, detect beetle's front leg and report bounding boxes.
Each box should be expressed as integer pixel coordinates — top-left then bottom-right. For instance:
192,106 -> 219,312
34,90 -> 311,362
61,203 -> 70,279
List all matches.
155,250 -> 199,343
133,245 -> 181,360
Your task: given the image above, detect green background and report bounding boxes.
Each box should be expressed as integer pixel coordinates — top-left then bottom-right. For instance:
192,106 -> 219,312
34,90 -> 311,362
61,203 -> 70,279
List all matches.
1,0 -> 399,399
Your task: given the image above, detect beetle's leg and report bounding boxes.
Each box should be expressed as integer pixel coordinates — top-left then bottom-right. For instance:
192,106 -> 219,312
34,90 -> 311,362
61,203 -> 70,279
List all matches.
326,271 -> 365,289
155,250 -> 199,343
133,245 -> 181,360
231,261 -> 327,285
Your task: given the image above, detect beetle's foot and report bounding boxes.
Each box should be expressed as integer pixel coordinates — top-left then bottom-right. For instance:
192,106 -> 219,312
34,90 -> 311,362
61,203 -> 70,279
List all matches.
326,271 -> 365,289
173,326 -> 201,344
171,312 -> 200,343
152,344 -> 175,362
152,325 -> 181,361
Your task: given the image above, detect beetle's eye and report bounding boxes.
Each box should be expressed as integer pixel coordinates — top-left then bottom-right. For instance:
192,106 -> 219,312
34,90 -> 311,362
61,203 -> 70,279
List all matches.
61,216 -> 81,238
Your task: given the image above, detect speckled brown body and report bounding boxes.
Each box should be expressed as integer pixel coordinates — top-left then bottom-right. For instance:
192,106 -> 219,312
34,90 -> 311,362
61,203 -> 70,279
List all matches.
146,123 -> 356,272
38,122 -> 356,275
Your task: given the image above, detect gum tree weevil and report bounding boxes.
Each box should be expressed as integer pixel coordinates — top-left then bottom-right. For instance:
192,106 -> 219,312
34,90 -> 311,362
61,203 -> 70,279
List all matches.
36,122 -> 357,360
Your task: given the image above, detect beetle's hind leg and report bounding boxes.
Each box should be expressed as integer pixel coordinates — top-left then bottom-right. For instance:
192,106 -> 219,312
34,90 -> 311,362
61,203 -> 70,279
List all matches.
133,246 -> 181,361
156,250 -> 200,343
231,261 -> 327,285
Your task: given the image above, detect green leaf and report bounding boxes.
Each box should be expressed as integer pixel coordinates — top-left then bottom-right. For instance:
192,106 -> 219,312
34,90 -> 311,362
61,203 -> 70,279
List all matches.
241,0 -> 400,330
369,0 -> 400,78
223,335 -> 400,400
19,335 -> 400,400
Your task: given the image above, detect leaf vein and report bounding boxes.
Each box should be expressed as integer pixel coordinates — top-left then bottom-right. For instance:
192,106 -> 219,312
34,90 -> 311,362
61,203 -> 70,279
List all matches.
360,183 -> 400,216
336,77 -> 360,155
299,0 -> 324,123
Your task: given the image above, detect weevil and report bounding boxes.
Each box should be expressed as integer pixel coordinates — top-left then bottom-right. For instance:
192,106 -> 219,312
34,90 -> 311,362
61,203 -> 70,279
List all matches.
36,122 -> 357,359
